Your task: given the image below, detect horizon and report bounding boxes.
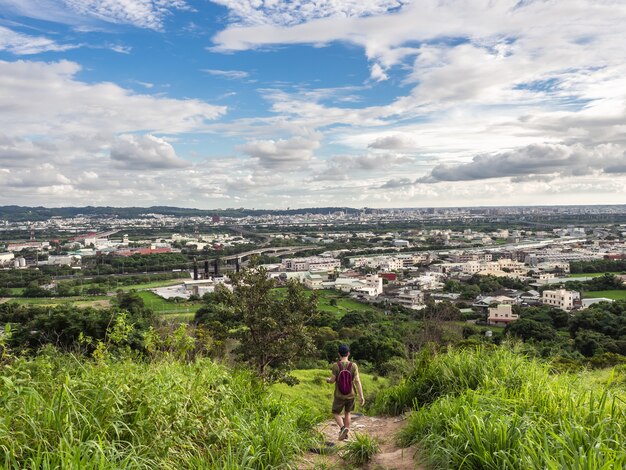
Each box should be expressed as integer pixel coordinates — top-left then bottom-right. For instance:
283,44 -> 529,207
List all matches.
1,1 -> 626,208
3,202 -> 626,213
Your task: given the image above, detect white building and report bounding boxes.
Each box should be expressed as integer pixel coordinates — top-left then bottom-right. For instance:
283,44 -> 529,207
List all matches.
542,289 -> 580,311
282,257 -> 341,272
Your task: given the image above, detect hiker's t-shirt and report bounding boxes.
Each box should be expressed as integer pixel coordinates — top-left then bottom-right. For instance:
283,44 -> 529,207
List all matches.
331,360 -> 359,400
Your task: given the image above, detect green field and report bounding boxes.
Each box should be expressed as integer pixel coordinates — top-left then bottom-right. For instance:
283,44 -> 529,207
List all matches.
271,368 -> 389,417
136,291 -> 203,315
161,312 -> 196,323
584,290 -> 626,300
318,292 -> 383,317
66,278 -> 187,294
117,278 -> 187,291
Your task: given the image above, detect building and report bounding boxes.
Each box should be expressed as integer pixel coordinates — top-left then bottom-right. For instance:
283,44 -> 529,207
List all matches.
542,289 -> 580,311
281,257 -> 340,272
391,289 -> 426,310
0,252 -> 15,266
487,304 -> 519,326
304,273 -> 324,290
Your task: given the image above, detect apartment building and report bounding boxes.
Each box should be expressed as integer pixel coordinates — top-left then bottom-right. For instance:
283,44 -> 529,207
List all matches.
542,289 -> 580,311
282,256 -> 341,272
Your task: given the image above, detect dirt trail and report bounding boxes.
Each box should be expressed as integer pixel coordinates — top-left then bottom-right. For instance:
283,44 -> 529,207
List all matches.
298,414 -> 425,469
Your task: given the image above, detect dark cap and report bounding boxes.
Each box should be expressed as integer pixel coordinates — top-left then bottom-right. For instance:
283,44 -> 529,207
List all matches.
338,344 -> 350,357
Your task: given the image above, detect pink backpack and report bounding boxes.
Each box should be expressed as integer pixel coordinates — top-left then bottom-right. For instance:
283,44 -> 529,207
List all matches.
336,361 -> 353,395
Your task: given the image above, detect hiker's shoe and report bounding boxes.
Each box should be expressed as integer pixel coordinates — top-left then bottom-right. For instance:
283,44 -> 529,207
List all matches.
338,427 -> 349,441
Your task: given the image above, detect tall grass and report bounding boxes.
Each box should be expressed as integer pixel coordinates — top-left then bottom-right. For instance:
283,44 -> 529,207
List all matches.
0,349 -> 317,469
378,345 -> 626,469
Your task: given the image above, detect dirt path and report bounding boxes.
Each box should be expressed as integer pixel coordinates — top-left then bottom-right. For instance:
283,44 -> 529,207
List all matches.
298,414 -> 424,469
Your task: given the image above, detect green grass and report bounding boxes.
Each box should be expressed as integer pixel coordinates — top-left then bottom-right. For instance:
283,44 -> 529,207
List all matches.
4,287 -> 25,295
0,353 -> 317,469
136,291 -> 203,315
584,290 -> 626,300
116,278 -> 187,291
377,345 -> 626,469
270,368 -> 389,418
339,433 -> 380,465
314,290 -> 384,318
161,312 -> 196,323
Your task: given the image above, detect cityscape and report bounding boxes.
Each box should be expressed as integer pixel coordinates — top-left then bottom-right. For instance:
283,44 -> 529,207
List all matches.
2,0 -> 626,468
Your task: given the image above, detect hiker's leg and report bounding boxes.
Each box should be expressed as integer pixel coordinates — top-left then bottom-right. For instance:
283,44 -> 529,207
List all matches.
344,411 -> 351,430
333,413 -> 344,429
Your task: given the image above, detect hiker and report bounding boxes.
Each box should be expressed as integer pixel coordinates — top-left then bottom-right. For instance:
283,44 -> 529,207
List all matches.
326,343 -> 364,441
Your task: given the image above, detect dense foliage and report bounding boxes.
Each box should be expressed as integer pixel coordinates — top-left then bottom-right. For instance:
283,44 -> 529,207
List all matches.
0,292 -> 154,353
570,259 -> 626,274
0,349 -> 316,468
375,346 -> 626,469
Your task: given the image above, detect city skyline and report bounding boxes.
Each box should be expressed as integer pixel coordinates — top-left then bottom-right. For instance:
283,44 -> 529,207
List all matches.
1,0 -> 626,209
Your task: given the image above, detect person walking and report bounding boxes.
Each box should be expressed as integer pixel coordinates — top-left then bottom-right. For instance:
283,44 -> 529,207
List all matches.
326,344 -> 364,441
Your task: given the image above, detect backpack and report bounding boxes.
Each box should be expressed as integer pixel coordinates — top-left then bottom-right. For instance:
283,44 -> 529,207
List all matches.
336,361 -> 353,395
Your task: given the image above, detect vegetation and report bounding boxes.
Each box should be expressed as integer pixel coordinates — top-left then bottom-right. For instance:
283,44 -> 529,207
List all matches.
570,259 -> 626,274
195,267 -> 318,382
379,346 -> 626,469
0,339 -> 316,468
339,433 -> 380,465
584,290 -> 626,300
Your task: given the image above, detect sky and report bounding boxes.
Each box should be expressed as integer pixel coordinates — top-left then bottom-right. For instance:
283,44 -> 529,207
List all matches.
0,0 -> 625,209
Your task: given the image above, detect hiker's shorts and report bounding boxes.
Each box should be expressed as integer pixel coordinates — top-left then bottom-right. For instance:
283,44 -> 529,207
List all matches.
332,396 -> 355,414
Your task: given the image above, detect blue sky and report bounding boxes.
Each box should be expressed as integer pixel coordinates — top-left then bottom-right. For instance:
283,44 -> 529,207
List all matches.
0,0 -> 625,209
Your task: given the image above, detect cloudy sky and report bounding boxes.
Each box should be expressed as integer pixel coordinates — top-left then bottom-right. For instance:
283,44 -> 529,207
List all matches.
1,0 -> 625,209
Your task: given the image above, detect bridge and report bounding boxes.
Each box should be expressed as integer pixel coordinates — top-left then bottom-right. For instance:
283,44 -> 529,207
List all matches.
221,245 -> 313,263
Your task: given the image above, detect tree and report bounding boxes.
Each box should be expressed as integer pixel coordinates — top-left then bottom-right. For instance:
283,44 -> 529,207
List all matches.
213,266 -> 319,382
506,318 -> 557,342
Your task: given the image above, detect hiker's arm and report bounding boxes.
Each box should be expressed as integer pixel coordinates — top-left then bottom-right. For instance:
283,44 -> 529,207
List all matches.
355,377 -> 365,406
326,373 -> 336,384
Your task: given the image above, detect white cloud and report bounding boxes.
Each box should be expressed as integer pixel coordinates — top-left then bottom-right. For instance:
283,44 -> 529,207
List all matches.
369,62 -> 388,82
240,135 -> 320,169
0,59 -> 226,136
0,0 -> 188,30
110,134 -> 190,170
203,68 -> 250,80
0,25 -> 77,54
211,0 -> 407,27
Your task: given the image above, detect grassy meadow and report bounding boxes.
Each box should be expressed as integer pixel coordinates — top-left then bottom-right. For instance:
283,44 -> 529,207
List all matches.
0,353 -> 318,469
135,291 -> 204,315
374,345 -> 626,469
584,290 -> 626,300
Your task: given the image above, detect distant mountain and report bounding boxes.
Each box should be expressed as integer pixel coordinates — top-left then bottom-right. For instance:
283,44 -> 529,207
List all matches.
0,205 -> 365,222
